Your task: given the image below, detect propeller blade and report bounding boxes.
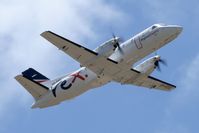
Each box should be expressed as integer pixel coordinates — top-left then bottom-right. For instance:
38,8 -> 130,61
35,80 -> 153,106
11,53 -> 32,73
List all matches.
112,33 -> 124,54
118,45 -> 124,54
118,37 -> 124,43
154,56 -> 168,72
112,33 -> 116,39
154,60 -> 161,72
157,65 -> 161,72
159,59 -> 167,66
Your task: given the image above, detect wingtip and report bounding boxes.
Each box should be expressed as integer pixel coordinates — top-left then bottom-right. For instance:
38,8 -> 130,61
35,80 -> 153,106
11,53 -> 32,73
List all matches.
168,86 -> 176,91
40,31 -> 50,37
14,75 -> 22,81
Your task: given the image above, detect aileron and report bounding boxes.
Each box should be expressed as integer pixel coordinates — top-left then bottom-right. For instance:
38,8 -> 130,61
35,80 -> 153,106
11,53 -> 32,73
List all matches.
148,76 -> 176,88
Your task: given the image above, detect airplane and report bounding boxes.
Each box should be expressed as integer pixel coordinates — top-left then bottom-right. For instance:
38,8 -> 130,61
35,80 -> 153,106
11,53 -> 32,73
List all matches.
15,23 -> 183,109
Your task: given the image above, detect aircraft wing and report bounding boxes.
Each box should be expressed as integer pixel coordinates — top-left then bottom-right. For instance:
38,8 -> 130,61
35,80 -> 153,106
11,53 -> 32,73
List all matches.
119,69 -> 176,91
41,31 -> 122,76
41,31 -> 98,65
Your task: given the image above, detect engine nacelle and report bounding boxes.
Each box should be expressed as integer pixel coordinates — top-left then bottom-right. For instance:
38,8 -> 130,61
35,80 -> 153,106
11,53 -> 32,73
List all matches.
94,37 -> 120,57
134,55 -> 160,75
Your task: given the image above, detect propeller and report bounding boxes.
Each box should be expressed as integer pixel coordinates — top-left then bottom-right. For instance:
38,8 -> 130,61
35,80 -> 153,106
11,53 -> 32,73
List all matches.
112,33 -> 124,54
154,57 -> 167,72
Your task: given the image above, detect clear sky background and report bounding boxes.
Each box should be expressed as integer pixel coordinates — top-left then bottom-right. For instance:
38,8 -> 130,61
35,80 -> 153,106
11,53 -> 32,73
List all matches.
0,0 -> 199,133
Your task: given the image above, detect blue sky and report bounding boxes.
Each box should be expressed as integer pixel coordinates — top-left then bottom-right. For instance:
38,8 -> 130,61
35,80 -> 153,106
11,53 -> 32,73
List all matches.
0,0 -> 199,133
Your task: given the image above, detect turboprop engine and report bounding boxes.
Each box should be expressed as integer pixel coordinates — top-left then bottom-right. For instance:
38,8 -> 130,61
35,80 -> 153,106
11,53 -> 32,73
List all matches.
94,36 -> 122,57
134,55 -> 166,75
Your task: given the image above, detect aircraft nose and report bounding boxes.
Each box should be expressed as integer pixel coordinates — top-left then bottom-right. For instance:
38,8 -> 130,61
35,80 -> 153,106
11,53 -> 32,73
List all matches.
175,26 -> 183,34
161,25 -> 183,37
169,25 -> 183,34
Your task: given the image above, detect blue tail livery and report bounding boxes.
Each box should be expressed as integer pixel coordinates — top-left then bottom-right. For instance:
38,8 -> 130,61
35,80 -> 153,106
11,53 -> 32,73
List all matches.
22,68 -> 49,83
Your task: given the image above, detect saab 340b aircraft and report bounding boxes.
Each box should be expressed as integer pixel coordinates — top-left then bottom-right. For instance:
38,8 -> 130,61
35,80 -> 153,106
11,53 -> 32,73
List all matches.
15,23 -> 182,109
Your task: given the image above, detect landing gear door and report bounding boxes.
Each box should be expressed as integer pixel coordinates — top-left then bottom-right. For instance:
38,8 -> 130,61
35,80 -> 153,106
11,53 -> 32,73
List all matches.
133,35 -> 143,49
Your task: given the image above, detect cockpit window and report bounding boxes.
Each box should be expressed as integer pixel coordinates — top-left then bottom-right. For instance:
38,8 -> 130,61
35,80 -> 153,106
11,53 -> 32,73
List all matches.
152,25 -> 157,30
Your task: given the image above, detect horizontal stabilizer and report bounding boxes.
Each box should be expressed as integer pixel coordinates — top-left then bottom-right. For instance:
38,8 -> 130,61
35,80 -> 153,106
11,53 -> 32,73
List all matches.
15,75 -> 49,100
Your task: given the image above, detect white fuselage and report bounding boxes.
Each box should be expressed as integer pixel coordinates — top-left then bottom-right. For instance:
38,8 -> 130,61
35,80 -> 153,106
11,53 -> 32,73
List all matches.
32,24 -> 182,108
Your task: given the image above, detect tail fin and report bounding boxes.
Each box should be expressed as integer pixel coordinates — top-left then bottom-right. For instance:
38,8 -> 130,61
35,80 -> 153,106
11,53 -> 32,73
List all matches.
15,68 -> 50,101
22,68 -> 49,83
